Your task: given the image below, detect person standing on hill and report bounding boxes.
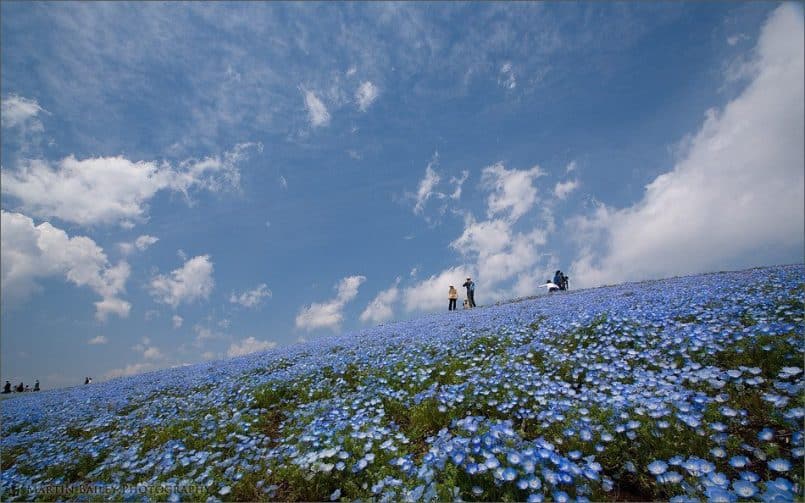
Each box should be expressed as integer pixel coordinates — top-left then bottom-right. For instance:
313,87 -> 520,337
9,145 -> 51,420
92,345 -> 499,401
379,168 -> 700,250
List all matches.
462,277 -> 476,307
448,285 -> 458,311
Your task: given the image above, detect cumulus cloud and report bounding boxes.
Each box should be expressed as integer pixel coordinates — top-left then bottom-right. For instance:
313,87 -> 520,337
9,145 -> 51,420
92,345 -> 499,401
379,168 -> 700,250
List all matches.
402,266 -> 473,312
302,88 -> 330,127
149,255 -> 214,308
172,315 -> 183,329
360,277 -> 400,324
355,81 -> 379,111
570,4 -> 804,288
1,210 -> 131,320
1,94 -> 46,130
229,283 -> 272,308
405,160 -> 556,312
0,143 -> 260,227
554,179 -> 579,200
226,336 -> 277,357
295,275 -> 366,331
103,362 -> 156,380
87,335 -> 108,345
481,162 -> 546,221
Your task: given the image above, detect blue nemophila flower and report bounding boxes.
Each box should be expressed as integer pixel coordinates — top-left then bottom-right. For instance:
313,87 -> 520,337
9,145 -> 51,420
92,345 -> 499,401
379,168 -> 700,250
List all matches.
758,428 -> 774,441
729,455 -> 749,468
330,488 -> 341,501
767,458 -> 791,472
732,480 -> 757,498
647,460 -> 668,475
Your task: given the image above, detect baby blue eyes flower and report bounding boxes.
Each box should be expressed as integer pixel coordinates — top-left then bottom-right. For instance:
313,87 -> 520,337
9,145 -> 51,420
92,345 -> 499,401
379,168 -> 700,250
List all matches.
471,486 -> 483,496
330,488 -> 341,501
758,428 -> 774,441
502,467 -> 517,481
710,447 -> 726,458
732,480 -> 757,498
552,490 -> 569,503
647,460 -> 668,475
507,452 -> 521,465
729,456 -> 748,468
219,486 -> 231,496
768,458 -> 791,472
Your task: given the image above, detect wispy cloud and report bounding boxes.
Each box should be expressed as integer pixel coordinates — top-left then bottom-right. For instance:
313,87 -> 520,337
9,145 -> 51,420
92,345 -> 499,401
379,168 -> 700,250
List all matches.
87,335 -> 108,345
355,81 -> 379,111
302,88 -> 330,127
229,283 -> 272,308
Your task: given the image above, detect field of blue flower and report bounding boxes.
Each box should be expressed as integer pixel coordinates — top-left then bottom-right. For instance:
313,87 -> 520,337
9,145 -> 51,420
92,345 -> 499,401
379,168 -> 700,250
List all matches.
2,265 -> 803,502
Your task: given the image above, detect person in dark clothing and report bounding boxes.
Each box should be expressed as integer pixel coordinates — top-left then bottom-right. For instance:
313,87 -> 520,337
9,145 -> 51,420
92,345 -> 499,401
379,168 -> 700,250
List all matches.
3,381 -> 11,393
33,380 -> 40,392
554,270 -> 563,287
16,382 -> 24,393
462,277 -> 476,307
84,377 -> 90,385
561,273 -> 569,291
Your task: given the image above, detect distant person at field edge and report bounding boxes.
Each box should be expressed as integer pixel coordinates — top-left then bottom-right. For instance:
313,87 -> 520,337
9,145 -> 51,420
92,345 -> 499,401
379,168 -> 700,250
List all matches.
88,377 -> 93,384
462,277 -> 476,307
448,285 -> 458,311
84,377 -> 90,385
561,272 -> 569,291
16,382 -> 24,392
3,381 -> 11,393
33,380 -> 40,392
24,384 -> 30,392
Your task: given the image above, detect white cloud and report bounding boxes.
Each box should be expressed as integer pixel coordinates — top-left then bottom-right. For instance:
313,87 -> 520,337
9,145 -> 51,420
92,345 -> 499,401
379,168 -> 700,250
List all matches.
87,335 -> 108,345
481,162 -> 546,221
413,160 -> 442,215
279,175 -> 288,189
172,315 -> 183,329
119,234 -> 159,255
0,143 -> 260,227
142,346 -> 164,360
402,266 -> 473,312
498,62 -> 516,89
570,4 -> 804,289
449,170 -> 469,200
295,275 -> 366,331
1,210 -> 131,320
451,216 -> 548,290
1,94 -> 46,130
355,81 -> 379,111
227,336 -> 277,357
149,255 -> 214,308
360,277 -> 400,324
201,351 -> 216,360
103,362 -> 157,380
230,283 -> 272,308
565,161 -> 577,174
554,179 -> 579,200
302,88 -> 330,127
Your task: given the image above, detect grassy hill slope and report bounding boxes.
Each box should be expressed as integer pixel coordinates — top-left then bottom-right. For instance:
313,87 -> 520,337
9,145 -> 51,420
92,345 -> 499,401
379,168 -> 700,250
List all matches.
2,265 -> 803,502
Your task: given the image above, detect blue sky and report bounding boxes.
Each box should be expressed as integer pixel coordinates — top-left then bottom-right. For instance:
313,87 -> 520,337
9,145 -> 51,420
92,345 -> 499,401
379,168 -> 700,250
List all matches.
2,2 -> 803,389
